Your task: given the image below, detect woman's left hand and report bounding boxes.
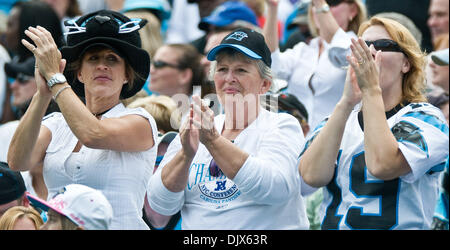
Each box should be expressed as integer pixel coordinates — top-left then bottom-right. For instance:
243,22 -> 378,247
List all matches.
191,95 -> 220,146
21,26 -> 63,81
348,38 -> 382,92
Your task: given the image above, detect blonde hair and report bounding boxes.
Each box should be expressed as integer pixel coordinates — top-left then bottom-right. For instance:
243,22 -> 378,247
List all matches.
124,10 -> 164,58
0,206 -> 43,230
358,17 -> 427,103
308,0 -> 367,37
127,95 -> 181,133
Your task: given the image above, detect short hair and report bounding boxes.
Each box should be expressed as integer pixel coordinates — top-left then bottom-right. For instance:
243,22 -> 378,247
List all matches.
358,17 -> 428,103
208,48 -> 273,85
166,44 -> 206,92
0,206 -> 44,230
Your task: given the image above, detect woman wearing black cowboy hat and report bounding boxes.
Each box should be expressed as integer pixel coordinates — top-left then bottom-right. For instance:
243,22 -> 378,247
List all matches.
8,10 -> 158,230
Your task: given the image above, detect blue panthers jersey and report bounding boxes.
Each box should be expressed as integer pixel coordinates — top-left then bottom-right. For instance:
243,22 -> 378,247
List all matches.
305,103 -> 449,229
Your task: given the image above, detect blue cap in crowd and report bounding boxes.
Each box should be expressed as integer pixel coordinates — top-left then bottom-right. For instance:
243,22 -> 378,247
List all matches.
122,0 -> 171,20
198,1 -> 258,31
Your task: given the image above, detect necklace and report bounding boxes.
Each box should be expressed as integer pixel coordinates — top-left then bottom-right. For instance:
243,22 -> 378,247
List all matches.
92,107 -> 113,117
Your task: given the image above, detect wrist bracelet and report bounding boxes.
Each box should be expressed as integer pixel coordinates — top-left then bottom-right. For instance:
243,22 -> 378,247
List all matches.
52,85 -> 71,101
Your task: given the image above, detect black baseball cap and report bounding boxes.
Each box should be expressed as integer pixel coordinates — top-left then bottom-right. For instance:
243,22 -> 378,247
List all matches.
0,162 -> 26,204
207,27 -> 272,67
278,93 -> 308,122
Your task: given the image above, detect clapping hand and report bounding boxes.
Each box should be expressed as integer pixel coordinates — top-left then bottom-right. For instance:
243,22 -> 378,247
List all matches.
22,26 -> 66,98
347,38 -> 382,92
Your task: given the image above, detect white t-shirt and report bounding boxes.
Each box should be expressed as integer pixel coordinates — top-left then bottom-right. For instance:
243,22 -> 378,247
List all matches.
148,108 -> 310,229
271,28 -> 356,134
42,103 -> 158,230
302,103 -> 449,229
0,120 -> 39,197
0,44 -> 11,119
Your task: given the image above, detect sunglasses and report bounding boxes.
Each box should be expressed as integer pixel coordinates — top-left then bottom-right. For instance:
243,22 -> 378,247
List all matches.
326,0 -> 352,7
9,73 -> 33,85
364,39 -> 405,54
152,60 -> 181,69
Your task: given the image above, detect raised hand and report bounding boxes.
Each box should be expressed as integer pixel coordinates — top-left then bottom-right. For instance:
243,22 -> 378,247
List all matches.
347,38 -> 382,92
340,63 -> 362,108
191,95 -> 219,146
21,26 -> 62,82
179,104 -> 200,159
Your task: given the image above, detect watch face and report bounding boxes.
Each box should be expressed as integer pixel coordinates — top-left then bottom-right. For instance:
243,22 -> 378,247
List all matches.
48,73 -> 67,87
56,74 -> 66,82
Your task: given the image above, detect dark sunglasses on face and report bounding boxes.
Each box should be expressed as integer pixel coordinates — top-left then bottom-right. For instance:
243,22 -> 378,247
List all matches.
364,39 -> 406,55
326,0 -> 352,7
151,60 -> 181,69
9,73 -> 33,85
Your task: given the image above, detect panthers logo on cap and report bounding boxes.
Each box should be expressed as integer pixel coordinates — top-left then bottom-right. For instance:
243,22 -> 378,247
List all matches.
226,31 -> 248,41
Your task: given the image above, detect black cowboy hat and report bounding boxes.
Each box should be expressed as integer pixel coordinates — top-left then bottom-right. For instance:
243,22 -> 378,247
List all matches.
61,10 -> 150,99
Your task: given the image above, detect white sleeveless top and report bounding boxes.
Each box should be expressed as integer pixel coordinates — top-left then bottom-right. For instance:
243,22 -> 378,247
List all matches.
42,103 -> 158,230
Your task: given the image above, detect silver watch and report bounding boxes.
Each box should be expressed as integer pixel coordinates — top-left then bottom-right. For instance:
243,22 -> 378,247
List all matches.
47,73 -> 67,88
315,4 -> 330,13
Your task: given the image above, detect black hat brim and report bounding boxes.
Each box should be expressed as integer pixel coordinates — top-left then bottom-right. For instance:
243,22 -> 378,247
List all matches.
60,37 -> 150,99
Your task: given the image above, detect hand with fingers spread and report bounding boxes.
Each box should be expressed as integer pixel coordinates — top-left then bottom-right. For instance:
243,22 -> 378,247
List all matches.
347,37 -> 382,92
22,26 -> 64,82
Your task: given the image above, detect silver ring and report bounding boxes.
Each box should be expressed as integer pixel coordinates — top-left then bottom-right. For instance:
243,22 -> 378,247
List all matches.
32,47 -> 36,52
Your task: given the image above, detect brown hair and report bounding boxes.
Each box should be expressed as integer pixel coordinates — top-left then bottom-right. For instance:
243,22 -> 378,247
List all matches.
358,17 -> 427,103
167,44 -> 206,94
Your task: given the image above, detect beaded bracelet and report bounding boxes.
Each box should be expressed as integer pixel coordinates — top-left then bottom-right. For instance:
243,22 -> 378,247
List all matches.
52,85 -> 71,101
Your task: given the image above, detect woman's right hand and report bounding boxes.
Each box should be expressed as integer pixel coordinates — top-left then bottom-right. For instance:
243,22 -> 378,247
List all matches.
179,104 -> 199,159
22,26 -> 62,82
339,61 -> 362,109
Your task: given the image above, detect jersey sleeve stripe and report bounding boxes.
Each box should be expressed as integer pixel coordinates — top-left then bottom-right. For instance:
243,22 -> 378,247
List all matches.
403,111 -> 449,135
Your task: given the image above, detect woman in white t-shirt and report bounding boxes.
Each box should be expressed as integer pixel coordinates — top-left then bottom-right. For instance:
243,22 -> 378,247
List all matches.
264,0 -> 367,134
8,10 -> 157,230
148,27 -> 309,229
